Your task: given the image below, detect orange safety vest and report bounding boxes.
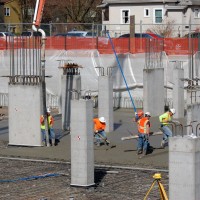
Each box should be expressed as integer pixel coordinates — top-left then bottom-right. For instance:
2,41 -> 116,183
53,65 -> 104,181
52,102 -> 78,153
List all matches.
93,118 -> 106,131
137,117 -> 150,134
40,115 -> 54,130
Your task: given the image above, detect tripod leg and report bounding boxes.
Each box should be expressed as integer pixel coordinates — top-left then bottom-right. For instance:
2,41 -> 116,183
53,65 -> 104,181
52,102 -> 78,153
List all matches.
157,181 -> 169,200
143,180 -> 157,200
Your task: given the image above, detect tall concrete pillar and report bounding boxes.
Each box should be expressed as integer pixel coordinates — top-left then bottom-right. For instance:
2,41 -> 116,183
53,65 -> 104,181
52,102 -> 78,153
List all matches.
61,72 -> 81,130
169,136 -> 200,200
70,99 -> 94,187
143,68 -> 164,116
9,84 -> 42,146
186,103 -> 200,135
98,75 -> 113,132
58,67 -> 63,114
173,63 -> 184,118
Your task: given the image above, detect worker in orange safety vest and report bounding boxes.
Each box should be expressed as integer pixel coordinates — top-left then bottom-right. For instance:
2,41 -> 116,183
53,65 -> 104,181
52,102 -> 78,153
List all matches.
137,112 -> 151,156
93,117 -> 107,146
40,107 -> 55,146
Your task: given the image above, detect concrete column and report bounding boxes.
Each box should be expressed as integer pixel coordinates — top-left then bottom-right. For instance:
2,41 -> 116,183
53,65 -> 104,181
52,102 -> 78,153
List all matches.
61,75 -> 81,130
58,67 -> 63,114
9,84 -> 42,146
98,76 -> 113,132
169,136 -> 200,200
143,68 -> 164,116
70,99 -> 94,187
186,103 -> 200,135
173,65 -> 184,118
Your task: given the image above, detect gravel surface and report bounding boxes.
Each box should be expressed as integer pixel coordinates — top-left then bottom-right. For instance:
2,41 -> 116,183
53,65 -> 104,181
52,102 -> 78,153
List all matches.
0,158 -> 168,200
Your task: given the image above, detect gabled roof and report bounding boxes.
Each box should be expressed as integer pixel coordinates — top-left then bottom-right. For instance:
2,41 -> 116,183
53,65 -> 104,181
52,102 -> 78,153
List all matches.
102,0 -> 200,5
102,0 -> 179,3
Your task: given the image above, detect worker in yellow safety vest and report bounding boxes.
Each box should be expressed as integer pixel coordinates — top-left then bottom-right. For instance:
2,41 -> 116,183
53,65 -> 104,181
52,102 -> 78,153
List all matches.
159,108 -> 175,148
40,108 -> 55,146
137,112 -> 151,155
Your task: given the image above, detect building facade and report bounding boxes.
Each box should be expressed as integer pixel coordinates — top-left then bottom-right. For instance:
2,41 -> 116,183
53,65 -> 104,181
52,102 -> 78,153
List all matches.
98,0 -> 200,37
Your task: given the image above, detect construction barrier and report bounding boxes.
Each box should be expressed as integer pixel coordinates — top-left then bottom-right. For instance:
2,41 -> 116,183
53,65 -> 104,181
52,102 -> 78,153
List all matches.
2,36 -> 200,55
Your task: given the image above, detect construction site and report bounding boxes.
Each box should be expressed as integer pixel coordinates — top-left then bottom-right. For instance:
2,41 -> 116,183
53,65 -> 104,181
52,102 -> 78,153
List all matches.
1,0 -> 200,200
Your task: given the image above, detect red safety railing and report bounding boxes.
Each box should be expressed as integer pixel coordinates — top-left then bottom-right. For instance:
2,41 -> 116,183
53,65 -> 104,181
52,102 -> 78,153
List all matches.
1,36 -> 200,55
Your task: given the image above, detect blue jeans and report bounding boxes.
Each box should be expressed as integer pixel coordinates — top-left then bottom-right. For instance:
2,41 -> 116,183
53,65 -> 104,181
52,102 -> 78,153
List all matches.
41,128 -> 55,142
95,130 -> 107,144
137,133 -> 149,151
160,125 -> 172,141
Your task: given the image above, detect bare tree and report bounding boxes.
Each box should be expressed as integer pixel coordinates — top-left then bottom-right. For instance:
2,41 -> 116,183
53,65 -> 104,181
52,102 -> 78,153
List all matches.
147,18 -> 176,38
18,0 -> 35,23
44,0 -> 102,23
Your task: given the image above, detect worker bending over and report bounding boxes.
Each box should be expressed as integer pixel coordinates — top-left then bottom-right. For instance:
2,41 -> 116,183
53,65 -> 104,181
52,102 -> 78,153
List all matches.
93,117 -> 107,146
40,108 -> 55,146
159,108 -> 175,148
137,111 -> 151,155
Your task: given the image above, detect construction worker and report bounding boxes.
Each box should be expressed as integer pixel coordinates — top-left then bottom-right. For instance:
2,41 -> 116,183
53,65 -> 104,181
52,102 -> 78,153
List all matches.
159,108 -> 175,148
137,111 -> 151,155
93,117 -> 107,146
133,110 -> 144,122
40,107 -> 55,146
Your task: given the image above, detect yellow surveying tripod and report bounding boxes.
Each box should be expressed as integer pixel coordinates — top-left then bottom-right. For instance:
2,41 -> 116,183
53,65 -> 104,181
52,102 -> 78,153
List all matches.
144,173 -> 168,200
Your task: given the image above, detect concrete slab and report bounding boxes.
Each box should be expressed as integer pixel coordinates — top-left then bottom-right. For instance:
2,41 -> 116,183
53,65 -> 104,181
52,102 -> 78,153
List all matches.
0,108 -> 169,169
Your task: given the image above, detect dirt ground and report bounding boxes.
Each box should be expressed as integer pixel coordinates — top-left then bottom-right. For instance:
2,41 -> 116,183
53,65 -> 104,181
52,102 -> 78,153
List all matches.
0,158 -> 168,200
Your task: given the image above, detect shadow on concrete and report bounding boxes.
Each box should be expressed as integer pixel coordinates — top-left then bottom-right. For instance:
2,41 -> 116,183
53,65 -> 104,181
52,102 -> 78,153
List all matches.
114,123 -> 122,130
94,168 -> 107,187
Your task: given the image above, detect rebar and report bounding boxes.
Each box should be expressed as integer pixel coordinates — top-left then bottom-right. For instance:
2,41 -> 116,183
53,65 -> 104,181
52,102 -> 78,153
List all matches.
9,36 -> 42,85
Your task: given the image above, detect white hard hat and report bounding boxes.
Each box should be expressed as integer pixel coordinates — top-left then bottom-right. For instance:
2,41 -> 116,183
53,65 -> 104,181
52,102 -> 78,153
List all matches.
145,112 -> 151,117
99,117 -> 106,123
170,108 -> 175,115
47,108 -> 51,113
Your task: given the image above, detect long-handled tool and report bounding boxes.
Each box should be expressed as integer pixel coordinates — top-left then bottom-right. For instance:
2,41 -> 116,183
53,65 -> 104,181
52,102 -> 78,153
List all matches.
95,132 -> 116,148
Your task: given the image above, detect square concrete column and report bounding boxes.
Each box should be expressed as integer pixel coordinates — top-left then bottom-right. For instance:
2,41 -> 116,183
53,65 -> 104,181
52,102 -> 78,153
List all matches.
173,66 -> 184,118
98,76 -> 113,132
61,75 -> 81,130
70,99 -> 94,187
9,84 -> 42,146
186,104 -> 200,135
169,136 -> 200,200
143,68 -> 164,116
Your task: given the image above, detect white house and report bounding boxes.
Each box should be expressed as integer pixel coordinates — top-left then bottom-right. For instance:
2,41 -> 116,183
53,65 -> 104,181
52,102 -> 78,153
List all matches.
98,0 -> 200,37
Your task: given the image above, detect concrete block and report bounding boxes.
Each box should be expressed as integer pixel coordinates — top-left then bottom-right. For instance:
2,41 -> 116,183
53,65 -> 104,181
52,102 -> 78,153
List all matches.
143,68 -> 164,117
169,136 -> 200,200
70,99 -> 94,187
98,76 -> 113,132
9,84 -> 41,146
61,75 -> 81,130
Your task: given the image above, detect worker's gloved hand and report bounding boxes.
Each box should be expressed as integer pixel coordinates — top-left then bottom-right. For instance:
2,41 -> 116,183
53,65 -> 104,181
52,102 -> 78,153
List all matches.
95,130 -> 99,133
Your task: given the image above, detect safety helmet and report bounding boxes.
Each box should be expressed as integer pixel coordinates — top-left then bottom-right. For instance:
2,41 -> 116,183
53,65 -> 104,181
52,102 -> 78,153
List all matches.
99,117 -> 106,123
145,112 -> 151,117
47,108 -> 51,113
170,108 -> 175,115
137,110 -> 144,117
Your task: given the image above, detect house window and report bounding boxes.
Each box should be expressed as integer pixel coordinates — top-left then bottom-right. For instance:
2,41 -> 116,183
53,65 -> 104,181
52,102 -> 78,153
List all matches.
121,9 -> 130,24
4,7 -> 10,16
154,9 -> 163,23
194,8 -> 200,18
144,8 -> 150,17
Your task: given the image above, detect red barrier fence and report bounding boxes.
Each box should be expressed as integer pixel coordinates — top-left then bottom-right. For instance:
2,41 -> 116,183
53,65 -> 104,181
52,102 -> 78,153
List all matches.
1,36 -> 200,55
